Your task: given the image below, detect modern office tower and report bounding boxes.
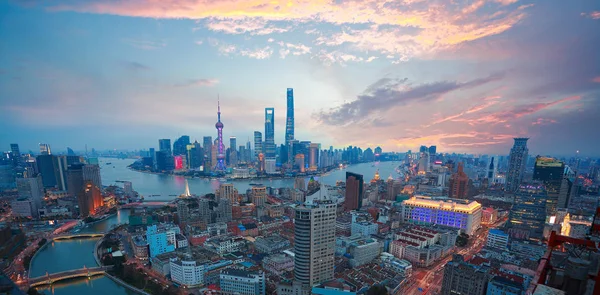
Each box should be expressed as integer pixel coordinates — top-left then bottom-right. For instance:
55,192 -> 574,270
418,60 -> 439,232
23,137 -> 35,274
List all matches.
53,156 -> 68,191
309,143 -> 320,171
66,147 -> 75,156
246,140 -> 251,162
214,101 -> 226,172
39,143 -> 51,155
419,145 -> 427,153
287,139 -> 299,166
264,108 -> 275,158
428,146 -> 437,155
506,138 -> 529,192
285,88 -> 294,143
294,192 -> 336,287
159,139 -> 172,155
251,186 -> 267,207
506,183 -> 547,240
487,156 -> 497,183
441,255 -> 490,295
220,269 -> 266,295
173,135 -> 190,156
36,155 -> 57,188
295,154 -> 305,172
219,183 -> 237,204
82,164 -> 102,188
254,131 -> 263,159
10,144 -> 21,167
374,146 -> 382,156
155,150 -> 174,171
229,137 -> 237,167
149,148 -> 156,169
203,136 -> 213,164
449,162 -> 469,199
16,174 -> 44,209
187,141 -> 203,169
67,163 -> 85,198
402,196 -> 482,235
345,172 -> 364,211
265,158 -> 276,174
239,146 -> 246,163
533,156 -> 566,216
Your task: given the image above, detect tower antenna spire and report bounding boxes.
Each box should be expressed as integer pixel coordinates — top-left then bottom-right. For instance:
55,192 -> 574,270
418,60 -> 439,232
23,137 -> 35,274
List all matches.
217,94 -> 221,122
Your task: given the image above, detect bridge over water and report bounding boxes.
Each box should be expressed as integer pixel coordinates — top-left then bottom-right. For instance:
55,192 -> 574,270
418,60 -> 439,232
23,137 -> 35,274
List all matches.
28,266 -> 113,287
52,232 -> 105,241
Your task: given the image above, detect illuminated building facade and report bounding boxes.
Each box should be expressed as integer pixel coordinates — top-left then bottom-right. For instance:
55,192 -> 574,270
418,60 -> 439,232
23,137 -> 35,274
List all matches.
533,156 -> 565,216
506,184 -> 547,240
215,100 -> 226,172
401,196 -> 482,235
264,108 -> 275,158
506,138 -> 529,192
285,88 -> 294,143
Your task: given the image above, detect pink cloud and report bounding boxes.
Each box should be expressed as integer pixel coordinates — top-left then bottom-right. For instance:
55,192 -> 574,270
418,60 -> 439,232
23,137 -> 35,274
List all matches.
531,118 -> 557,126
592,76 -> 600,83
581,11 -> 600,19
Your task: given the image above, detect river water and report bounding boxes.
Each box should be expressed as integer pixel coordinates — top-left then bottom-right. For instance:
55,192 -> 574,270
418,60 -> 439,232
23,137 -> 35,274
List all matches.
31,158 -> 399,294
99,157 -> 401,199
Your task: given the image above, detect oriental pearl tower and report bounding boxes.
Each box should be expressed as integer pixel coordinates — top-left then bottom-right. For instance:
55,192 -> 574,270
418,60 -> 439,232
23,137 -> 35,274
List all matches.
215,99 -> 226,172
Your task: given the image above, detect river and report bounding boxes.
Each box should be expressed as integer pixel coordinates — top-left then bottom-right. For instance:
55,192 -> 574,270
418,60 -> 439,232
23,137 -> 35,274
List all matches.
99,157 -> 401,199
31,158 -> 399,294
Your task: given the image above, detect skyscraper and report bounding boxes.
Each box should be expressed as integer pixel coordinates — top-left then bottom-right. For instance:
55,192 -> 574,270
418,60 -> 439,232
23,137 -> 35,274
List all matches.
39,143 -> 51,155
203,136 -> 212,169
82,164 -> 102,188
10,144 -> 21,167
345,172 -> 364,211
285,88 -> 294,143
533,156 -> 565,216
487,156 -> 497,183
229,136 -> 237,167
215,100 -> 226,172
294,192 -> 336,287
81,181 -> 103,217
264,108 -> 275,158
506,183 -> 547,240
505,138 -> 529,192
66,162 -> 85,198
309,143 -> 320,171
449,162 -> 469,199
159,139 -> 171,155
254,131 -> 262,160
36,155 -> 57,188
173,135 -> 190,156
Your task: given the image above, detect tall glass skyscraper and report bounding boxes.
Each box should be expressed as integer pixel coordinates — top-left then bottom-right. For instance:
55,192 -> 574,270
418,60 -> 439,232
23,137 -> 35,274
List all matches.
254,131 -> 262,159
264,108 -> 275,158
506,138 -> 529,192
506,183 -> 547,241
285,88 -> 294,143
533,156 -> 565,216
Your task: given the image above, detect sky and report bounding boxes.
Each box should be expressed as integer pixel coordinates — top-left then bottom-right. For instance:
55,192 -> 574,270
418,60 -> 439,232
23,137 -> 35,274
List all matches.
0,0 -> 599,156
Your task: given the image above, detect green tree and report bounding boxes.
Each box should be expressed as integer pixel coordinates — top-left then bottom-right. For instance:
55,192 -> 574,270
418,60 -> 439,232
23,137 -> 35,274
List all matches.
367,285 -> 388,295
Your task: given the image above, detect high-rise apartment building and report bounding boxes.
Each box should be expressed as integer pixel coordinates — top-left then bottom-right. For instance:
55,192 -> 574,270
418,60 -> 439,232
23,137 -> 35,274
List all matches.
285,88 -> 294,143
345,172 -> 364,211
294,195 -> 336,287
39,143 -> 51,155
264,108 -> 275,158
219,183 -> 237,204
449,162 -> 469,199
506,138 -> 529,192
16,174 -> 44,209
441,254 -> 490,295
173,135 -> 190,156
506,183 -> 547,240
251,185 -> 267,207
533,156 -> 565,216
220,269 -> 266,295
159,139 -> 171,155
308,143 -> 319,171
80,181 -> 103,217
82,164 -> 102,188
10,144 -> 21,167
254,131 -> 263,160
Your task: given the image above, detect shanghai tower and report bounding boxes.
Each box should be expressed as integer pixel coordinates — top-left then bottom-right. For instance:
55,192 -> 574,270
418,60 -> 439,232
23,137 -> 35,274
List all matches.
285,88 -> 294,143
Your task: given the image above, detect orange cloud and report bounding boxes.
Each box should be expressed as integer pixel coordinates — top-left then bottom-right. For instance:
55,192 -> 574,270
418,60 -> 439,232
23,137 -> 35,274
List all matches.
593,76 -> 600,83
42,0 -> 531,60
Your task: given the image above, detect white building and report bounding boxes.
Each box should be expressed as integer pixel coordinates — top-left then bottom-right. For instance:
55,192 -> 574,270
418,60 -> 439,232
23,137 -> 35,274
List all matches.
169,257 -> 205,287
220,269 -> 265,295
11,198 -> 38,218
351,221 -> 378,238
265,158 -> 277,174
401,196 -> 482,235
486,229 -> 509,250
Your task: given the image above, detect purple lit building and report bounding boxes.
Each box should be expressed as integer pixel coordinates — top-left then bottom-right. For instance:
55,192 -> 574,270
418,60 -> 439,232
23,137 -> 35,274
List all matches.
401,196 -> 482,235
215,100 -> 226,172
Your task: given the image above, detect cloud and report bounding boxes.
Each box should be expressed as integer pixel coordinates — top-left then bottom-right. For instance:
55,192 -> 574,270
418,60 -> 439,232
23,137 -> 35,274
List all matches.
531,118 -> 557,126
172,78 -> 219,88
40,0 -> 530,60
593,77 -> 600,83
494,0 -> 519,5
317,73 -> 504,125
122,38 -> 166,50
239,46 -> 273,59
425,100 -> 499,127
581,11 -> 600,19
121,61 -> 151,71
454,95 -> 581,125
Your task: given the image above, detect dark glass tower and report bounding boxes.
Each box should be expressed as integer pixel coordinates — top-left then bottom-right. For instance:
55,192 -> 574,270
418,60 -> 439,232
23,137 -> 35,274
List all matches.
264,108 -> 275,158
506,138 -> 529,192
285,88 -> 294,143
533,156 -> 565,215
506,183 -> 547,241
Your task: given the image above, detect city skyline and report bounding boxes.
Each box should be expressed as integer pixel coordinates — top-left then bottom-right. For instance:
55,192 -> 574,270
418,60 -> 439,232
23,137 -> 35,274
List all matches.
1,1 -> 599,155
